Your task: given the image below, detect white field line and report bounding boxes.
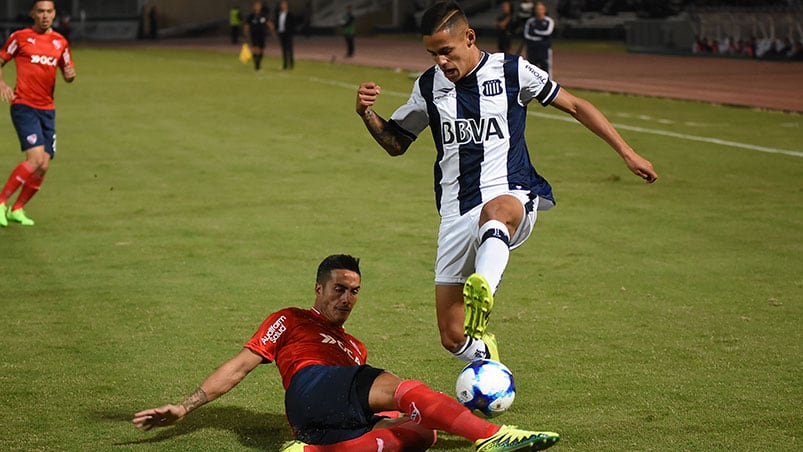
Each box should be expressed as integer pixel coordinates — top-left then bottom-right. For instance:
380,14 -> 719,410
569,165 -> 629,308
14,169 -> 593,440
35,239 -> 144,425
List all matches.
279,73 -> 803,159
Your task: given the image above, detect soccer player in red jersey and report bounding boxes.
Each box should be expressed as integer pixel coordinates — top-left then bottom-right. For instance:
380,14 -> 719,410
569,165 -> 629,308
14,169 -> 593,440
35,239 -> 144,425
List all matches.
0,0 -> 75,227
132,255 -> 560,451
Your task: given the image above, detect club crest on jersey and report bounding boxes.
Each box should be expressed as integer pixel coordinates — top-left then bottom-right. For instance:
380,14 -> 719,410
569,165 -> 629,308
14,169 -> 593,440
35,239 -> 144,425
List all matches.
52,39 -> 62,50
482,79 -> 504,97
26,134 -> 38,145
441,117 -> 505,145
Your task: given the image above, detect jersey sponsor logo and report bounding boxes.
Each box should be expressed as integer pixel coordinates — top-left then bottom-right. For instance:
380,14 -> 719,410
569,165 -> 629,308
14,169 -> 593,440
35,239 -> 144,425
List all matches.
481,79 -> 503,96
525,63 -> 548,84
319,333 -> 362,364
441,117 -> 505,145
260,315 -> 287,344
30,55 -> 59,66
26,134 -> 38,145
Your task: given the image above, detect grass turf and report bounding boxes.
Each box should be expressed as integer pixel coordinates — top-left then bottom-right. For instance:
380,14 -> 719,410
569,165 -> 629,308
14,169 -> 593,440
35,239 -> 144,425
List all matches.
0,46 -> 801,451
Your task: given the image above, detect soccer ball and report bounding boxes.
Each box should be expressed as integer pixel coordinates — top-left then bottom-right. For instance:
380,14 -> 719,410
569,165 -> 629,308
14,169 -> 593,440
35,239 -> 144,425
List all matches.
455,359 -> 516,418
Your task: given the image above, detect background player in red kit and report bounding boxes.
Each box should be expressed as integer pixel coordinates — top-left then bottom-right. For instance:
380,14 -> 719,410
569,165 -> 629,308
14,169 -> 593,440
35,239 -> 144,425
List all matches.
132,255 -> 560,452
0,0 -> 75,227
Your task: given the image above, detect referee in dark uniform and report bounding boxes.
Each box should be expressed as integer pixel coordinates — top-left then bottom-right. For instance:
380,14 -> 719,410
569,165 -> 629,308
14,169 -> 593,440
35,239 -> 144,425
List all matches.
244,1 -> 271,71
523,1 -> 555,76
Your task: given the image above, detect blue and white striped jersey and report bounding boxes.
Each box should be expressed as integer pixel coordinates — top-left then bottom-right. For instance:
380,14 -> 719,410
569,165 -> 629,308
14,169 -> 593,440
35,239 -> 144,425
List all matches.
389,52 -> 559,218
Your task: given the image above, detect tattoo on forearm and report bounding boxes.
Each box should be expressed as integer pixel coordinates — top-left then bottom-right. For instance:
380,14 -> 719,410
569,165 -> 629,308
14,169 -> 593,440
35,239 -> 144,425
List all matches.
180,387 -> 208,413
362,110 -> 408,155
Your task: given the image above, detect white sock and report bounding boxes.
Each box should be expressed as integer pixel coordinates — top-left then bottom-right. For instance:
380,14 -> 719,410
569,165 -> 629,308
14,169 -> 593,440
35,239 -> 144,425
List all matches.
452,336 -> 489,362
475,220 -> 510,294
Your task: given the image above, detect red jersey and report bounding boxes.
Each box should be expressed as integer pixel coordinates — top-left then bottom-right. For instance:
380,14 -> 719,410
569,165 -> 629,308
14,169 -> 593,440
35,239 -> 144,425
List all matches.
0,27 -> 73,110
245,307 -> 368,389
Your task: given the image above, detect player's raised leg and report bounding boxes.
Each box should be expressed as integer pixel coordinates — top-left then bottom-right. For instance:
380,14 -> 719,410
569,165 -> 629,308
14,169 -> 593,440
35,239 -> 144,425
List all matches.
475,194 -> 525,294
462,195 -> 527,360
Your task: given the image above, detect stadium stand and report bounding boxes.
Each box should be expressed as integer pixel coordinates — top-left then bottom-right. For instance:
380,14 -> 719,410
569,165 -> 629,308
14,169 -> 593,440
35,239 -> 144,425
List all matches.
688,4 -> 803,60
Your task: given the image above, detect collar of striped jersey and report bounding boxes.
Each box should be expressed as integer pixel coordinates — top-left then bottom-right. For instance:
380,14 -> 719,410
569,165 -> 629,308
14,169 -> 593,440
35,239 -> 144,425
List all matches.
454,51 -> 489,84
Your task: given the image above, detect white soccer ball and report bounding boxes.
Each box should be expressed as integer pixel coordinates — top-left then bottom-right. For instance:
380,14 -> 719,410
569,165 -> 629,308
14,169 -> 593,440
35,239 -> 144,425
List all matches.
455,359 -> 516,418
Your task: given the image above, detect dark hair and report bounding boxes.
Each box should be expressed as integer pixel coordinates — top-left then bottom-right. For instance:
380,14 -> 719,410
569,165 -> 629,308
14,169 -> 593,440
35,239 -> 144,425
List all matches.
419,1 -> 468,36
316,254 -> 361,284
31,0 -> 55,9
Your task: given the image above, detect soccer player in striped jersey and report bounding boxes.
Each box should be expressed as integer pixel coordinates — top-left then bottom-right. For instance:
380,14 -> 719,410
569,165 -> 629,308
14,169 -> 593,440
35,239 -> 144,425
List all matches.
0,0 -> 75,227
356,1 -> 657,363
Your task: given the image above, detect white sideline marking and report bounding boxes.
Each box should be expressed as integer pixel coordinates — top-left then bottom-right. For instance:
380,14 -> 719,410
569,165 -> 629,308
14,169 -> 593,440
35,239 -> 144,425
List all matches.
295,74 -> 803,158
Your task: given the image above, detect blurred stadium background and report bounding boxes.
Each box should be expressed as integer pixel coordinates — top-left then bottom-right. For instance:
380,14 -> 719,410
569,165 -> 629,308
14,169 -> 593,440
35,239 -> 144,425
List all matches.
3,1 -> 802,60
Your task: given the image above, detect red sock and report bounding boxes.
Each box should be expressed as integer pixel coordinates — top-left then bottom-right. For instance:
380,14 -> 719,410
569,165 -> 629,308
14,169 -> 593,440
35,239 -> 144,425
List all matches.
302,421 -> 436,452
394,379 -> 499,442
12,171 -> 44,211
0,161 -> 35,205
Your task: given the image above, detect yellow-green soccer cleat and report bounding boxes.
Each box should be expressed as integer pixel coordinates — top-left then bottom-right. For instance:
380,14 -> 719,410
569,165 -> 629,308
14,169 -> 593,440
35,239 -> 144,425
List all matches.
0,203 -> 7,227
6,208 -> 34,226
475,425 -> 560,452
483,332 -> 500,362
463,273 -> 494,339
279,440 -> 307,451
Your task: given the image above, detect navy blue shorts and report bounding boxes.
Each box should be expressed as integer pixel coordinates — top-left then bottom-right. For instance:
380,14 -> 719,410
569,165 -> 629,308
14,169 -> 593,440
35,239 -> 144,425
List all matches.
285,364 -> 386,445
10,104 -> 56,158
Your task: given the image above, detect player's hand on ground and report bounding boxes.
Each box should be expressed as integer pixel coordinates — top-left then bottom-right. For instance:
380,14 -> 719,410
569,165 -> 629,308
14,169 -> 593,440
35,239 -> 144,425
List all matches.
624,153 -> 658,183
0,82 -> 13,103
132,404 -> 186,430
356,82 -> 381,116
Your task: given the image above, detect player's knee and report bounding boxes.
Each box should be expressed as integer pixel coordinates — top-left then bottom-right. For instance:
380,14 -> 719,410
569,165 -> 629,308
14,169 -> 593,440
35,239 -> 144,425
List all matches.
25,148 -> 49,171
439,332 -> 466,353
479,199 -> 521,234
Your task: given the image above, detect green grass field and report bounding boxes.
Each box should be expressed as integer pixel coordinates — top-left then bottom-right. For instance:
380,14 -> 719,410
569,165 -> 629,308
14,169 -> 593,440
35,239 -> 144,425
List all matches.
0,46 -> 801,451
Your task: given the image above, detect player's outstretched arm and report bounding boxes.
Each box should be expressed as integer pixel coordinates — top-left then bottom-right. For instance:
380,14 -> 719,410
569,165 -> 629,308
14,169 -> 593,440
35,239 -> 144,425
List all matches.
356,82 -> 413,157
551,88 -> 658,183
132,348 -> 262,430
